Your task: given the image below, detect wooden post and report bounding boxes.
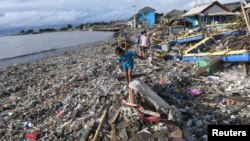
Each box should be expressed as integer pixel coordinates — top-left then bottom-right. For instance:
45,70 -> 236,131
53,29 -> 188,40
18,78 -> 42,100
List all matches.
129,88 -> 137,104
93,108 -> 108,141
241,0 -> 250,32
243,63 -> 248,76
246,12 -> 250,24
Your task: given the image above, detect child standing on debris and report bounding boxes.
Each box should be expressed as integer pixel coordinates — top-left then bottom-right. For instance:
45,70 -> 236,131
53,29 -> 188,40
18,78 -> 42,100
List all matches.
140,30 -> 151,59
115,47 -> 136,87
137,31 -> 144,57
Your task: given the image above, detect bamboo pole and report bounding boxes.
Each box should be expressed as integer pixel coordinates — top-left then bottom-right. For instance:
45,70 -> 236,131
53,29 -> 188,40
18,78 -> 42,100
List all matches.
93,108 -> 108,141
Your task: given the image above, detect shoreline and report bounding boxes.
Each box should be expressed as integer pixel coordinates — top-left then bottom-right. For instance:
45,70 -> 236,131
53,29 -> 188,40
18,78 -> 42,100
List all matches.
0,29 -> 118,38
0,32 -> 115,68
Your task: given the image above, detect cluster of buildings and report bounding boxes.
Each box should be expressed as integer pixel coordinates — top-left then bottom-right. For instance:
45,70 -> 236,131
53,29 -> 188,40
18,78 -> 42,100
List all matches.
128,1 -> 249,29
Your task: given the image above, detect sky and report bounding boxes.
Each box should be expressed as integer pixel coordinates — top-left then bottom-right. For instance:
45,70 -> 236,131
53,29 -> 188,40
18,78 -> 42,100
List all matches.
0,0 -> 241,29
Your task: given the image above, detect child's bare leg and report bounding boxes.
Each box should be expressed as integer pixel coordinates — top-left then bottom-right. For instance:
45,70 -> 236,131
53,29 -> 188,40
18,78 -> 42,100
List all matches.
125,71 -> 129,86
142,49 -> 144,58
140,48 -> 143,58
128,69 -> 132,84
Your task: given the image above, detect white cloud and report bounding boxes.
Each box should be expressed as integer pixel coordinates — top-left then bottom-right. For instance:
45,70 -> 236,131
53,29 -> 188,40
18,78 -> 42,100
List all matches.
0,0 -> 241,28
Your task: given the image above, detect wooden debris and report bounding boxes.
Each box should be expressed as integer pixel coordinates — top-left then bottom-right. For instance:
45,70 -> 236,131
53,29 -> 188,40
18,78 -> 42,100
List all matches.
195,35 -> 250,76
212,85 -> 224,95
110,124 -> 118,141
139,109 -> 161,117
93,108 -> 109,141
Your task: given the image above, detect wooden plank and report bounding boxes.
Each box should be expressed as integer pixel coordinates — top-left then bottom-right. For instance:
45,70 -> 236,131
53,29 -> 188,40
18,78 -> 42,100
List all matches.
184,50 -> 248,57
243,63 -> 248,76
184,37 -> 211,54
139,109 -> 161,117
241,1 -> 250,32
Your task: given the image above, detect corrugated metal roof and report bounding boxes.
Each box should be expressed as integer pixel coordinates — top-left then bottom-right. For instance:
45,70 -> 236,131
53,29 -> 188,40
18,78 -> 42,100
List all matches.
207,11 -> 239,16
182,2 -> 212,17
224,2 -> 242,12
165,9 -> 185,17
139,7 -> 156,13
245,3 -> 250,8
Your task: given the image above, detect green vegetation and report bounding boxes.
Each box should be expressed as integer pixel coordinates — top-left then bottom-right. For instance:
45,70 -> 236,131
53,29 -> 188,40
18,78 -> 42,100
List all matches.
59,24 -> 73,31
19,29 -> 35,35
18,20 -> 126,35
39,28 -> 56,33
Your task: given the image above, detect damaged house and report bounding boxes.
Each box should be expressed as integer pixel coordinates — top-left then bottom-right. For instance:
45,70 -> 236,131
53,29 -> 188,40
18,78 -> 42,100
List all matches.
127,7 -> 156,28
159,9 -> 186,25
182,1 -> 238,27
137,7 -> 156,28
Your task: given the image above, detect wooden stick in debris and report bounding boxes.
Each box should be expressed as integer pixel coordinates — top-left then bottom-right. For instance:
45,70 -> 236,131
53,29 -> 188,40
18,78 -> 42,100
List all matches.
212,85 -> 224,95
241,0 -> 250,32
93,108 -> 109,141
243,63 -> 248,76
246,11 -> 250,25
139,109 -> 161,117
225,97 -> 250,102
190,77 -> 206,82
122,100 -> 138,107
110,124 -> 119,141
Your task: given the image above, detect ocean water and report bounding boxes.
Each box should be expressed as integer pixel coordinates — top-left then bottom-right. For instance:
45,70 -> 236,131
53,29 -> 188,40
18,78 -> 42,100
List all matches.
0,31 -> 113,67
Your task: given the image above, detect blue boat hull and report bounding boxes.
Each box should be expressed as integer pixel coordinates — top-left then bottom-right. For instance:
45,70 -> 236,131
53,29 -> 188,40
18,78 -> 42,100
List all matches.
222,30 -> 246,36
176,35 -> 203,44
179,53 -> 250,62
